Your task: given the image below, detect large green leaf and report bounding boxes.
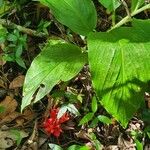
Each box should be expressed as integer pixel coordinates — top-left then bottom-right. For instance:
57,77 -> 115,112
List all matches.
21,41 -> 87,111
88,19 -> 150,127
40,0 -> 97,36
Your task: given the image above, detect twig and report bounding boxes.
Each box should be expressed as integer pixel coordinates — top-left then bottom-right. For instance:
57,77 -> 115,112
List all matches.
109,3 -> 150,31
0,19 -> 48,38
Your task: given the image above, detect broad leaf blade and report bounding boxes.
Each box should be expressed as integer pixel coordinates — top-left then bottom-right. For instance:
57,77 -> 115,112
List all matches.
21,41 -> 87,111
88,19 -> 150,127
40,0 -> 97,36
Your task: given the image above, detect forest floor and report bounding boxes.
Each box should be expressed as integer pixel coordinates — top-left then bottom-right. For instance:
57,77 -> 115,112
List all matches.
0,0 -> 150,150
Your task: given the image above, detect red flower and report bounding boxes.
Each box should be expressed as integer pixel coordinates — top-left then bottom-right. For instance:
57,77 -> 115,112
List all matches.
43,108 -> 70,137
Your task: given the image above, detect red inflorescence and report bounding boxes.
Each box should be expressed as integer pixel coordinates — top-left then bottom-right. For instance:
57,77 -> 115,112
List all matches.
43,108 -> 70,137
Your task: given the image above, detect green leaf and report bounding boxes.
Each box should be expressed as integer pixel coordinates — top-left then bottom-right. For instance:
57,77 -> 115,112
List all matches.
10,130 -> 22,146
57,104 -> 80,118
67,104 -> 80,116
97,115 -> 112,125
7,34 -> 17,42
147,132 -> 150,139
98,0 -> 120,12
93,140 -> 102,150
91,96 -> 97,113
0,25 -> 7,43
135,139 -> 143,150
40,0 -> 97,35
79,112 -> 94,126
48,143 -> 63,150
21,41 -> 87,111
0,0 -> 4,7
68,145 -> 90,150
144,126 -> 150,139
88,19 -> 150,127
131,0 -> 144,12
90,117 -> 99,128
15,45 -> 23,58
57,105 -> 67,119
16,57 -> 26,69
0,106 -> 5,113
0,1 -> 10,15
10,129 -> 28,146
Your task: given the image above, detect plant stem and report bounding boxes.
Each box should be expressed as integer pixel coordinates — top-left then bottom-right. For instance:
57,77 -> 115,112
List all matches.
109,3 -> 150,31
112,11 -> 116,26
0,19 -> 48,38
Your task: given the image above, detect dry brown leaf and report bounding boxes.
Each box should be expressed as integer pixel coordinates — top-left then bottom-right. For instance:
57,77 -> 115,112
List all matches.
15,118 -> 25,127
15,109 -> 35,126
0,96 -> 19,124
9,75 -> 25,89
22,108 -> 35,120
0,112 -> 20,125
0,96 -> 18,118
75,130 -> 90,140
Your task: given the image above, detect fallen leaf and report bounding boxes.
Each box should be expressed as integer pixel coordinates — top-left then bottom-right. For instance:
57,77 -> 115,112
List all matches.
0,96 -> 19,124
75,130 -> 90,140
0,129 -> 28,149
0,112 -> 20,125
0,96 -> 17,118
22,108 -> 35,121
15,108 -> 35,126
9,75 -> 25,89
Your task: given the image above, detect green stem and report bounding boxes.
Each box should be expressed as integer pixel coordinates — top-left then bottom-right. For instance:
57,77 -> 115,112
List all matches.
112,11 -> 116,26
0,19 -> 48,38
109,3 -> 150,31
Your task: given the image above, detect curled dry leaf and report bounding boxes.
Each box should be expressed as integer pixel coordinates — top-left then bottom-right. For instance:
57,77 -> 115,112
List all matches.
9,75 -> 25,89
